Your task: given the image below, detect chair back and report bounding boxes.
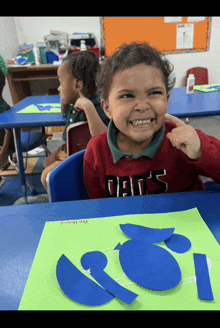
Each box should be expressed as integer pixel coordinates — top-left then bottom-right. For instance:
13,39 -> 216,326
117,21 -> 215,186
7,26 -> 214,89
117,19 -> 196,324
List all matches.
47,149 -> 90,202
67,121 -> 91,156
185,67 -> 209,86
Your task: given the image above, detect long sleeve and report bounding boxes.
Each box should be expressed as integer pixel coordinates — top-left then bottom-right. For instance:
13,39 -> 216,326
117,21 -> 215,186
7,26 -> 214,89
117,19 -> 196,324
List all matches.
186,129 -> 220,184
83,134 -> 110,199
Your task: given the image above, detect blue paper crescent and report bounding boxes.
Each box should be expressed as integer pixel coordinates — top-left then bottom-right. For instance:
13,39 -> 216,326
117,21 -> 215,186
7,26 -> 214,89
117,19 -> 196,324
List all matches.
120,224 -> 175,243
119,239 -> 182,291
56,254 -> 114,306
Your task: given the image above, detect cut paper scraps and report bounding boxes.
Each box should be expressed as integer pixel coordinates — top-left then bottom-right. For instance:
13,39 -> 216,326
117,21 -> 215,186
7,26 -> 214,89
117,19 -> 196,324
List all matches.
17,103 -> 61,114
56,254 -> 114,306
119,239 -> 182,291
165,234 -> 192,254
119,224 -> 175,243
81,251 -> 138,305
193,253 -> 214,301
118,224 -> 184,290
56,223 -> 208,306
194,84 -> 220,93
19,209 -> 220,310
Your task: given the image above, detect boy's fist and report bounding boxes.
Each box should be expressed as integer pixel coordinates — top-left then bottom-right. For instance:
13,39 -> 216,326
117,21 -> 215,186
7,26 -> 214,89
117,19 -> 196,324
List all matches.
165,113 -> 202,161
74,89 -> 95,113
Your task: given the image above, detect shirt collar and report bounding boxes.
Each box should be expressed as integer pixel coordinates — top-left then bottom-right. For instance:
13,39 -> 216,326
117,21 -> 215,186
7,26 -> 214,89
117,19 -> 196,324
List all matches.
107,120 -> 165,164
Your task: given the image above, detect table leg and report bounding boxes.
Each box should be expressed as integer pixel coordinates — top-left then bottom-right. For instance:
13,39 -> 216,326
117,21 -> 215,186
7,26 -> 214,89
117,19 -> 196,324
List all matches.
13,128 -> 28,204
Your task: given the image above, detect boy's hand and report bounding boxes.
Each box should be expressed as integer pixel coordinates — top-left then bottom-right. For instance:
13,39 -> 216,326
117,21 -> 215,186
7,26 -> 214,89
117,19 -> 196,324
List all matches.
74,89 -> 95,112
165,113 -> 202,160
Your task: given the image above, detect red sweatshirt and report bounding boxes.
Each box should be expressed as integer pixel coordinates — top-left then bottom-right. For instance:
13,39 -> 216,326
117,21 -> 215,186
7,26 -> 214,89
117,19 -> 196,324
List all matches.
83,122 -> 220,199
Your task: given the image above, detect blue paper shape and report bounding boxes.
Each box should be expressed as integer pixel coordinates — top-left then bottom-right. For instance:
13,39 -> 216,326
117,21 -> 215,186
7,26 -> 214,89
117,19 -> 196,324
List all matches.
114,243 -> 121,251
120,224 -> 175,243
56,254 -> 114,306
81,251 -> 138,305
35,104 -> 53,112
193,253 -> 214,301
165,234 -> 191,254
119,239 -> 181,291
81,251 -> 108,273
207,86 -> 220,91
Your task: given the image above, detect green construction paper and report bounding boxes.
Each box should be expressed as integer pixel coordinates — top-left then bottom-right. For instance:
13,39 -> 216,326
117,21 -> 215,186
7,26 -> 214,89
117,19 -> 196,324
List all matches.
19,208 -> 220,310
17,104 -> 61,114
194,84 -> 220,93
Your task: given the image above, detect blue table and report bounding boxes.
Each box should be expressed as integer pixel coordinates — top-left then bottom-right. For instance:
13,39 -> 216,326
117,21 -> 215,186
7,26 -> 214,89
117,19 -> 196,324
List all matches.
0,191 -> 220,310
0,95 -> 65,129
1,88 -> 220,202
0,95 -> 67,202
168,87 -> 220,118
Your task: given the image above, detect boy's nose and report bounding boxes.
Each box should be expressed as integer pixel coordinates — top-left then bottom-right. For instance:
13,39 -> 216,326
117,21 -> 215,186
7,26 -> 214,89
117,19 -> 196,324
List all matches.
58,85 -> 61,93
134,99 -> 151,111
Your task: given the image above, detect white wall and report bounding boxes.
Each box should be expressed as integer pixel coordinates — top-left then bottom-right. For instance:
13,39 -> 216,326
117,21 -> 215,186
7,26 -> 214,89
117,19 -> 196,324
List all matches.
1,16 -> 220,106
0,17 -> 19,106
14,16 -> 101,47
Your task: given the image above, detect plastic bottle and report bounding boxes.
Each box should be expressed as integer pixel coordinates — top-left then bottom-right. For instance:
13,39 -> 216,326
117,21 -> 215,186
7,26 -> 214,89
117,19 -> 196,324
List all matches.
80,40 -> 87,51
33,45 -> 40,65
186,69 -> 195,94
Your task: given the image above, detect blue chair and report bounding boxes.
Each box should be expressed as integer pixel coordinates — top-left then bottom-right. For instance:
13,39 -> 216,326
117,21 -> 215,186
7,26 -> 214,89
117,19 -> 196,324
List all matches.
204,181 -> 220,191
46,148 -> 220,202
7,128 -> 51,194
47,149 -> 90,202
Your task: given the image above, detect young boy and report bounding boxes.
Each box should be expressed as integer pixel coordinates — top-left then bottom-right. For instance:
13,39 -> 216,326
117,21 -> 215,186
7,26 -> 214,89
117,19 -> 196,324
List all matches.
0,68 -> 15,188
41,51 -> 110,190
83,42 -> 220,199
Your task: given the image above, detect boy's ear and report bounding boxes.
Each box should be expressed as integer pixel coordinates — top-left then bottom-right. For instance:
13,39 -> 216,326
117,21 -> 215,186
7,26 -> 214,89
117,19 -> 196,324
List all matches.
101,99 -> 113,120
75,79 -> 84,93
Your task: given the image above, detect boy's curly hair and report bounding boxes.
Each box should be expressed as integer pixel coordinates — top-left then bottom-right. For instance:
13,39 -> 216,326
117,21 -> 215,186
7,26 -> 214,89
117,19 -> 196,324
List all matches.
96,42 -> 176,100
62,51 -> 100,93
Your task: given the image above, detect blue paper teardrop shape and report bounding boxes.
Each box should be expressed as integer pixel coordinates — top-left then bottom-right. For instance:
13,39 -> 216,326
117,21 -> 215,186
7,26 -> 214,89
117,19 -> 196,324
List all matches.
165,234 -> 191,254
119,239 -> 181,291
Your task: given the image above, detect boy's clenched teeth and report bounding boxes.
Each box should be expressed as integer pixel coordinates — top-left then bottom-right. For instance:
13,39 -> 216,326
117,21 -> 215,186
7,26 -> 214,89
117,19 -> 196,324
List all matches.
130,118 -> 155,126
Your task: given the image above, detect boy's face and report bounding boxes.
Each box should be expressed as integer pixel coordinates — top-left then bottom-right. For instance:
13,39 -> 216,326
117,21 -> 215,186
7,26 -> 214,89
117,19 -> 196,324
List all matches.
102,64 -> 170,154
57,62 -> 79,105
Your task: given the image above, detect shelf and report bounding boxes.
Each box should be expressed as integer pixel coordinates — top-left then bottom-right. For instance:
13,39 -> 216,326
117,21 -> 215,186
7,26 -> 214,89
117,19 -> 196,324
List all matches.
13,76 -> 58,82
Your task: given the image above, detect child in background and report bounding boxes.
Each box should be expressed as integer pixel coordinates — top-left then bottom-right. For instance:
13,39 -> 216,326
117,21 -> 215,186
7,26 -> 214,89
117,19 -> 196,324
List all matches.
0,68 -> 15,188
41,51 -> 110,190
84,42 -> 220,199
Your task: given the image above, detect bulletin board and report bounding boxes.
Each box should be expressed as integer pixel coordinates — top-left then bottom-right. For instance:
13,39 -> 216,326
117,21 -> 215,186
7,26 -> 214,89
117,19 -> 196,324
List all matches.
100,17 -> 212,57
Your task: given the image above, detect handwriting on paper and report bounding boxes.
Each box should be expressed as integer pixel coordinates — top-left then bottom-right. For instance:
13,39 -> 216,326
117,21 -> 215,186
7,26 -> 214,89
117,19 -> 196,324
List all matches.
60,220 -> 88,226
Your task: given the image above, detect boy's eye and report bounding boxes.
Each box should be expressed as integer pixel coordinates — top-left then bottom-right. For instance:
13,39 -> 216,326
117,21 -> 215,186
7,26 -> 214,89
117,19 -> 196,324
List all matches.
120,94 -> 134,99
149,90 -> 162,96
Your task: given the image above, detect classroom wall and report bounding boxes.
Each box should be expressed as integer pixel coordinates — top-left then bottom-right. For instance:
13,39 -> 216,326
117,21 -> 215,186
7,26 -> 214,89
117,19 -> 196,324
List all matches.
14,17 -> 101,47
1,17 -> 220,106
0,17 -> 19,106
166,17 -> 220,87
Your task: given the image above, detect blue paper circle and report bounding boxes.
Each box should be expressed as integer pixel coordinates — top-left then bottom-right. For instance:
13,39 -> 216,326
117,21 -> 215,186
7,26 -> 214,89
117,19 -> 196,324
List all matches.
165,234 -> 191,254
119,239 -> 181,291
81,251 -> 108,273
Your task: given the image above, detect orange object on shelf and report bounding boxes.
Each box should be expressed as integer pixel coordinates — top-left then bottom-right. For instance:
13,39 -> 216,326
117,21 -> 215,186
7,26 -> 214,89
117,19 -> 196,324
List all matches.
45,126 -> 65,139
70,47 -> 100,57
